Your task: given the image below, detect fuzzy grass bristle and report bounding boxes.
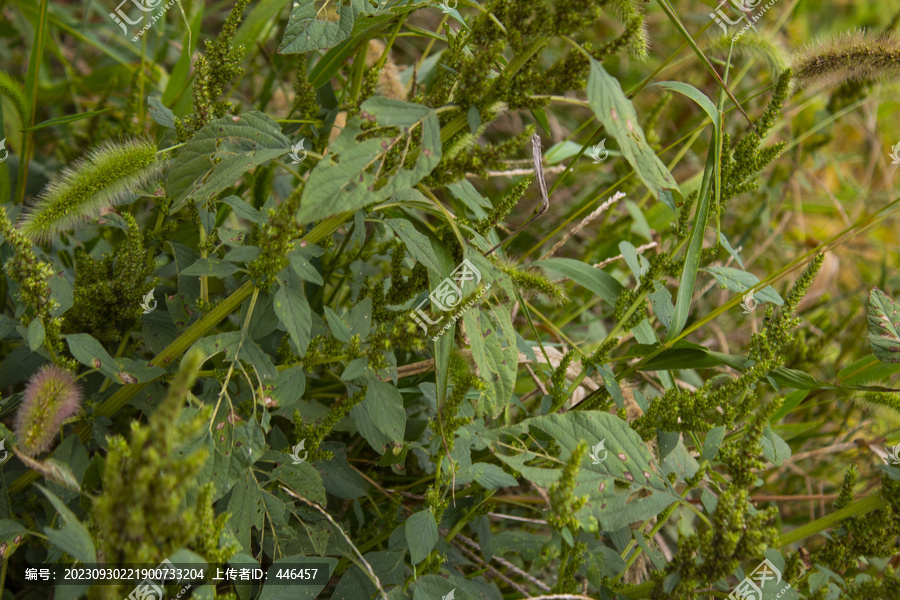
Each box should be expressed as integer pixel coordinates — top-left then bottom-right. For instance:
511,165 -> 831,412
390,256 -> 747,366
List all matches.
791,29 -> 900,90
17,138 -> 164,243
15,364 -> 83,456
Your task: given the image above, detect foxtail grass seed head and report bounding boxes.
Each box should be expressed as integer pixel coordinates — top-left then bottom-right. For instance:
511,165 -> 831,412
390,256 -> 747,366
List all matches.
792,29 -> 900,90
17,138 -> 164,243
15,364 -> 83,456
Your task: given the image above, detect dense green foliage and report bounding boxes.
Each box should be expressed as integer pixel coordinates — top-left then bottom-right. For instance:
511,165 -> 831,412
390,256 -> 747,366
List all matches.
2,0 -> 900,599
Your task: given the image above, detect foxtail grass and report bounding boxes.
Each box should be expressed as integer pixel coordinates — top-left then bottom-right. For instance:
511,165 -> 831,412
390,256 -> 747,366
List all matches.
17,138 -> 164,243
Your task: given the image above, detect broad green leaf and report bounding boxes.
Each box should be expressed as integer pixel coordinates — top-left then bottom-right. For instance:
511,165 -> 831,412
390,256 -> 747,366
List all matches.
37,485 -> 96,563
462,302 -> 518,418
296,98 -> 441,225
287,249 -> 324,285
383,219 -> 442,273
702,266 -> 783,305
316,442 -> 369,499
166,111 -> 291,212
324,306 -> 353,343
868,287 -> 900,363
587,58 -> 681,210
350,379 -> 406,452
65,333 -> 119,381
181,257 -> 241,278
536,257 -> 624,304
761,425 -> 791,467
147,97 -> 176,128
455,463 -> 519,490
701,426 -> 726,461
221,195 -> 265,225
648,282 -> 674,330
405,509 -> 439,564
271,462 -> 327,506
227,473 -> 265,554
278,0 -> 368,54
274,285 -> 313,356
26,318 -> 44,351
196,421 -> 266,501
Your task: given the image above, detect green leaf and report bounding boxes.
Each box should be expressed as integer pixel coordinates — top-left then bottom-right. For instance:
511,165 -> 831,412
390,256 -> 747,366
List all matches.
587,58 -> 681,210
405,509 -> 439,564
648,81 -> 719,136
181,257 -> 241,278
296,98 -> 441,225
456,463 -> 519,489
701,426 -> 726,461
26,318 -> 44,352
323,307 -> 352,343
383,219 -> 441,273
868,287 -> 900,363
536,257 -> 624,304
147,97 -> 176,128
166,111 -> 291,212
350,380 -> 406,452
702,266 -> 783,305
467,105 -> 481,133
340,357 -> 368,381
271,462 -> 327,506
36,485 -> 96,563
278,0 -> 368,54
761,426 -> 791,467
287,249 -> 324,285
221,195 -> 265,225
64,333 -> 119,380
227,473 -> 266,554
274,284 -> 313,356
462,302 -> 518,418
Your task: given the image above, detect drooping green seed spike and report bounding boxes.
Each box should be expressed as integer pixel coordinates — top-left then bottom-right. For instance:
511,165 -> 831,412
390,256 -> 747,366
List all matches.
17,138 -> 164,243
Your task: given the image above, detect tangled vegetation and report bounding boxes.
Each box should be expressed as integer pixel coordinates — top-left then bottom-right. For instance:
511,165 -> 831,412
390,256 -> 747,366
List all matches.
2,0 -> 900,599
